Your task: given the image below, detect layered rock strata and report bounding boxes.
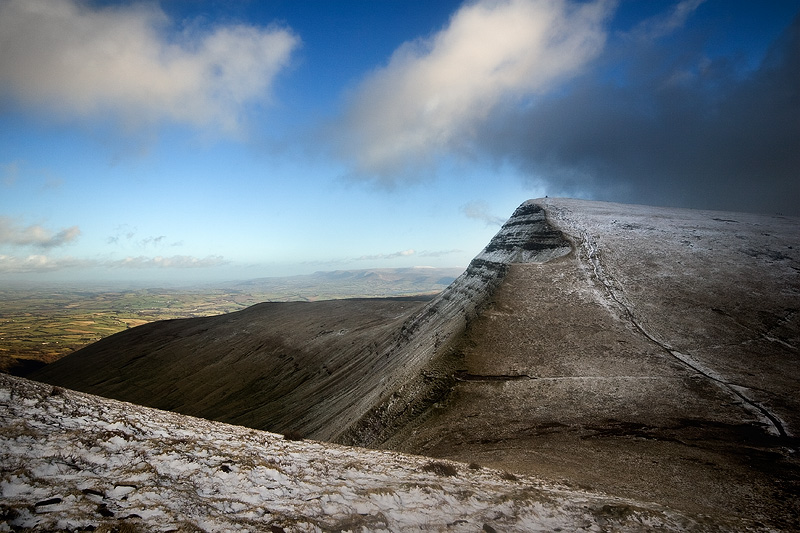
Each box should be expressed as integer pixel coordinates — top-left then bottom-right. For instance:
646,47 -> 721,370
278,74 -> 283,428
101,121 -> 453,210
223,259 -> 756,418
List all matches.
336,202 -> 572,445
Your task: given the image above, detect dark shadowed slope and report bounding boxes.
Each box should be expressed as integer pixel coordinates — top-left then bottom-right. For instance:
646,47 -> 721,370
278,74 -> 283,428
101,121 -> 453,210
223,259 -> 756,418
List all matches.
29,298 -> 428,437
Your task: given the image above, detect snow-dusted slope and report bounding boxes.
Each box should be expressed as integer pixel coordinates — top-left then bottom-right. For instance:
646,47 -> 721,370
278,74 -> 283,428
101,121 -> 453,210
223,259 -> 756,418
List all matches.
0,374 -> 713,532
384,198 -> 799,529
539,197 -> 800,437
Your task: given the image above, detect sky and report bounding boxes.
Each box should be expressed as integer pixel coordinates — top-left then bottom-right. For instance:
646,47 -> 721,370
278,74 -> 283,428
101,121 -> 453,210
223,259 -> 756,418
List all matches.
1,0 -> 798,286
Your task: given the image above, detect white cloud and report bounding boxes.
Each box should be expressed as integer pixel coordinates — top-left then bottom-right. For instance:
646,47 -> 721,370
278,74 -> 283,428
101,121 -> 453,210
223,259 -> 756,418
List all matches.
0,254 -> 91,273
0,0 -> 299,135
418,249 -> 462,258
336,0 -> 612,181
356,249 -> 416,261
0,217 -> 81,248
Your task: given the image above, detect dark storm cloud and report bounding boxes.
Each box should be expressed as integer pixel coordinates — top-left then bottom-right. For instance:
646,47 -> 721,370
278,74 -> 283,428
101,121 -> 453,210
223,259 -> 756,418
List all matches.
479,13 -> 800,215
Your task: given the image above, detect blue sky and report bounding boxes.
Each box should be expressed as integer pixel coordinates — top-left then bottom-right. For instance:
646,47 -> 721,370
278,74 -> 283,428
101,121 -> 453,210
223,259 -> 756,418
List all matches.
1,0 -> 798,286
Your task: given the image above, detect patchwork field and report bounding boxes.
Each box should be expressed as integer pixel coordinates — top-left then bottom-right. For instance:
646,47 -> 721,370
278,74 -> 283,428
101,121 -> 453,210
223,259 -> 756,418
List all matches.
0,288 -> 257,374
0,267 -> 462,375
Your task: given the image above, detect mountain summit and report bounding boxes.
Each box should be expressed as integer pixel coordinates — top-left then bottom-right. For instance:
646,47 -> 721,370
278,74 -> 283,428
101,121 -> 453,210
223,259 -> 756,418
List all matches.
29,198 -> 800,528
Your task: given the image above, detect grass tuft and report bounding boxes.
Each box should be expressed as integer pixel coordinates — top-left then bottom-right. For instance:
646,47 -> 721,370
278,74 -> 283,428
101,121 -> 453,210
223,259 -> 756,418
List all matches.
500,471 -> 518,481
283,430 -> 304,441
422,461 -> 457,477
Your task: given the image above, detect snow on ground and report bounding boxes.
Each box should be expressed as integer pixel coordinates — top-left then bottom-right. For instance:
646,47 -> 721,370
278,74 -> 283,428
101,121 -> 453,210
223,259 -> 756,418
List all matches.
1,374 -> 722,532
538,197 -> 800,440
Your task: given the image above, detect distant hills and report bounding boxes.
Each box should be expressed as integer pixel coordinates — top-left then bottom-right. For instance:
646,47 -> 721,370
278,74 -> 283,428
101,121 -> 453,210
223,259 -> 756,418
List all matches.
30,198 -> 800,529
215,266 -> 465,301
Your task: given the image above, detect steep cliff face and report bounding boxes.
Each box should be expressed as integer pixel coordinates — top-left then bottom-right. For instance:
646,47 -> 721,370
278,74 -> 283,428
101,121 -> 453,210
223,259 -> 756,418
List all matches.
335,201 -> 572,445
30,202 -> 572,445
474,201 -> 573,263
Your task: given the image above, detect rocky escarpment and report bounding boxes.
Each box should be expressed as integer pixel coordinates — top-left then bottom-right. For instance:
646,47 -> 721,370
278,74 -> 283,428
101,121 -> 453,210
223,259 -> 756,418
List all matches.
31,203 -> 571,445
336,202 -> 572,446
476,201 -> 573,263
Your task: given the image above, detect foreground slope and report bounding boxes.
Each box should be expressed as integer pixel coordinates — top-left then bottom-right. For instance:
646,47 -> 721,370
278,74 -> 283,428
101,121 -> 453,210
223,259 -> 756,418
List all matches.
385,198 -> 800,528
0,374 -> 722,532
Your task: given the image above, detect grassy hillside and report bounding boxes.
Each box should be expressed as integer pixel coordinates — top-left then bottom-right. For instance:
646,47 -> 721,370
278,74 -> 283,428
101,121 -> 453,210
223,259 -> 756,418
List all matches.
29,297 -> 432,437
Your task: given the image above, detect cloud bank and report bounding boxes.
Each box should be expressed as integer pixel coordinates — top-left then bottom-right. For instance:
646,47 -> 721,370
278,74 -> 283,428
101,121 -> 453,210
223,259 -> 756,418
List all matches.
480,10 -> 800,214
335,0 -> 613,182
0,253 -> 227,274
0,0 -> 299,134
331,0 -> 798,215
0,255 -> 92,274
356,249 -> 416,261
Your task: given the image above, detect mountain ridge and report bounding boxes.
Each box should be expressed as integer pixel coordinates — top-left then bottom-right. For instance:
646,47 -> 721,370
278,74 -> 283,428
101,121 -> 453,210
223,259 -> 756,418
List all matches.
30,202 -> 571,444
28,198 -> 800,528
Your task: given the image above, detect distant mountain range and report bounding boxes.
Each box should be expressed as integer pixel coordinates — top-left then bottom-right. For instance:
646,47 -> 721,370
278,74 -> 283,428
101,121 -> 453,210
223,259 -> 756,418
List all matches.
28,198 -> 800,529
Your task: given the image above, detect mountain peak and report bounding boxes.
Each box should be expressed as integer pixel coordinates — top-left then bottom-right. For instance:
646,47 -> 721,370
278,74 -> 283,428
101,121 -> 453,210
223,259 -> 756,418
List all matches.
25,198 -> 800,528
